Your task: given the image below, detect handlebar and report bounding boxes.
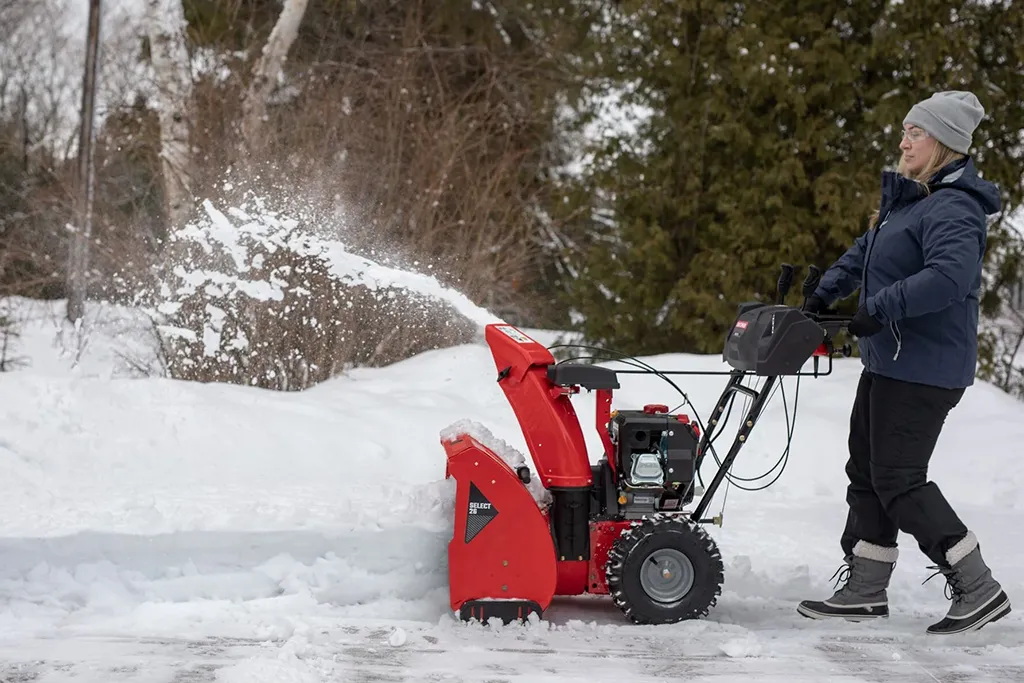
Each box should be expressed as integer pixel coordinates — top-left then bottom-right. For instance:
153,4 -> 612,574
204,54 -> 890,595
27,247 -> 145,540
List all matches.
805,312 -> 855,359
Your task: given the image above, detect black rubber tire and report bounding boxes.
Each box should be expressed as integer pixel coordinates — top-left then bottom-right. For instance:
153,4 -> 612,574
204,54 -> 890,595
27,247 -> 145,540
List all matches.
605,513 -> 724,624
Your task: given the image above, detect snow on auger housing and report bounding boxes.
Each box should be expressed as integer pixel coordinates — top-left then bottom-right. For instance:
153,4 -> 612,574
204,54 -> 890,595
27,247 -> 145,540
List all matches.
440,264 -> 855,625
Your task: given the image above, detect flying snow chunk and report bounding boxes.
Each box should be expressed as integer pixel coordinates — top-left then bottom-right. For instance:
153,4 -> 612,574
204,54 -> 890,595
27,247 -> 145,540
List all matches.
387,627 -> 407,647
719,633 -> 762,658
173,197 -> 501,328
318,243 -> 499,327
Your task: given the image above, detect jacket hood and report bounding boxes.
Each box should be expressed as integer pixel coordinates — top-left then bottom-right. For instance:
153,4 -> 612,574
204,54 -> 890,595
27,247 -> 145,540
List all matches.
878,156 -> 1002,217
930,156 -> 1002,215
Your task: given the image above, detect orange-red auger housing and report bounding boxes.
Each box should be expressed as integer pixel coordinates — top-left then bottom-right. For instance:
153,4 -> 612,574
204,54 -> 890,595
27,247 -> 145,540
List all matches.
441,323 -> 624,623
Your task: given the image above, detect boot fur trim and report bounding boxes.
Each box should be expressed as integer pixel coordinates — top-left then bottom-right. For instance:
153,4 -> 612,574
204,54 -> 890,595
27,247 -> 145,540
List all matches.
853,540 -> 899,564
945,530 -> 978,567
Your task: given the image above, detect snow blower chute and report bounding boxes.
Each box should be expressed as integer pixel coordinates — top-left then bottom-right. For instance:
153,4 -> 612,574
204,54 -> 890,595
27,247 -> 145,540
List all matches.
441,264 -> 854,625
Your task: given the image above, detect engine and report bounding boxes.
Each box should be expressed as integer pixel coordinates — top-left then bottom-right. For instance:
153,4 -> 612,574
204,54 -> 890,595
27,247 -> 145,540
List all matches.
607,404 -> 700,519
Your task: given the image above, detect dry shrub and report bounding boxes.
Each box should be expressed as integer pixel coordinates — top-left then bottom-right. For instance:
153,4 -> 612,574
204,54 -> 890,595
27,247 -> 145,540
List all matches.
0,100 -> 168,304
0,112 -> 72,299
979,324 -> 1024,400
0,302 -> 24,372
148,193 -> 479,390
978,293 -> 1024,401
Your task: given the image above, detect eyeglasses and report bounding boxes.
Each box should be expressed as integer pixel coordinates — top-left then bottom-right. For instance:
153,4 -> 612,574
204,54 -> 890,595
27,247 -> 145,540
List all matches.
901,128 -> 930,142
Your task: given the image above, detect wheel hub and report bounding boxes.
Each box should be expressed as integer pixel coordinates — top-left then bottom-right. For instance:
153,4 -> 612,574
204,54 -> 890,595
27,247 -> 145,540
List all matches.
640,548 -> 694,604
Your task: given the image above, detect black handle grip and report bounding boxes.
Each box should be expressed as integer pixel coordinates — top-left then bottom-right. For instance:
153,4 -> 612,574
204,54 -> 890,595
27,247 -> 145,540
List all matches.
802,265 -> 821,299
776,263 -> 795,304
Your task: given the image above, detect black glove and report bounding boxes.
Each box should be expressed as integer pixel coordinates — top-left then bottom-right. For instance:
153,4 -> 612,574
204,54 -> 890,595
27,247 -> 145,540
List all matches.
848,305 -> 884,338
803,294 -> 827,314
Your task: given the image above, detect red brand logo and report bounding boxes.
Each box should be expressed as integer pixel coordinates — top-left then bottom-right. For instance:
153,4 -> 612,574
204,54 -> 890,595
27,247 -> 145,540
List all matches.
735,320 -> 748,330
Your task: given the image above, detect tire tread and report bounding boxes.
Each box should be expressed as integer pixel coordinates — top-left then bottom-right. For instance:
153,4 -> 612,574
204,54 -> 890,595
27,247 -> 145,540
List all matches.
604,513 -> 724,624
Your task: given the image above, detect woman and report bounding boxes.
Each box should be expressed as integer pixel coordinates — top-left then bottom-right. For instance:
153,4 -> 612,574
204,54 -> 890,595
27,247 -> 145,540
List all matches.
795,91 -> 1011,635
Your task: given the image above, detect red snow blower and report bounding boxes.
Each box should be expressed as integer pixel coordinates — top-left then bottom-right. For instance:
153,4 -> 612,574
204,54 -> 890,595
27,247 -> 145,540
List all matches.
441,264 -> 854,625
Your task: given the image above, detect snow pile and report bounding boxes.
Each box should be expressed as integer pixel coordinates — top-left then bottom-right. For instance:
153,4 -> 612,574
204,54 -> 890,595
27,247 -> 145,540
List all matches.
149,194 -> 496,389
441,418 -> 553,507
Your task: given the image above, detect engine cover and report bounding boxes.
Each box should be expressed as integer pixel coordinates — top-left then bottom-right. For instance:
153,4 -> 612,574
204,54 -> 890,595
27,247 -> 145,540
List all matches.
609,407 -> 699,517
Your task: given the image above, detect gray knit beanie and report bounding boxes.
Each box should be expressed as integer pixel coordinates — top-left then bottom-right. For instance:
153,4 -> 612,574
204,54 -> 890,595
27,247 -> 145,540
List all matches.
903,91 -> 985,153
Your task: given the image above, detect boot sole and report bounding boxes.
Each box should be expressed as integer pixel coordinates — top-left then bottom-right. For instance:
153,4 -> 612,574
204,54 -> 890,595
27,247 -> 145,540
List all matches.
797,602 -> 889,622
926,594 -> 1011,636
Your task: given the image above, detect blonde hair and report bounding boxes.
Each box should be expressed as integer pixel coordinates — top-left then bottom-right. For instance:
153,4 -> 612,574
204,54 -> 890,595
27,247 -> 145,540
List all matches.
869,139 -> 966,228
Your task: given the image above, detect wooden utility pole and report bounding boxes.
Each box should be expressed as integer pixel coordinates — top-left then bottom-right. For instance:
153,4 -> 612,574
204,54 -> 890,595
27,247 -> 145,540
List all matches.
67,0 -> 101,323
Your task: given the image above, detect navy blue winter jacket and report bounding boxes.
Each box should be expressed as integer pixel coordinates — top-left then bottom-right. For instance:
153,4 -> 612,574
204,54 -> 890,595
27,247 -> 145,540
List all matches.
814,157 -> 1001,389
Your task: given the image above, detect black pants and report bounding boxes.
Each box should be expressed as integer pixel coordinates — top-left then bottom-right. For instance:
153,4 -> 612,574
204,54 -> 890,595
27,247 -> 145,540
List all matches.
840,370 -> 968,567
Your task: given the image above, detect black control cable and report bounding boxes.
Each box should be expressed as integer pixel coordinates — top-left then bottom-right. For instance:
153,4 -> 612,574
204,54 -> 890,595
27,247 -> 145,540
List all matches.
696,370 -> 798,491
547,343 -> 801,492
704,372 -> 801,491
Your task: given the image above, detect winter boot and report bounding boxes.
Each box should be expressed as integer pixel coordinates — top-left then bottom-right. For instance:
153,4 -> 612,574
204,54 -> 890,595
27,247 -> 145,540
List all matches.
798,541 -> 897,621
924,531 -> 1011,635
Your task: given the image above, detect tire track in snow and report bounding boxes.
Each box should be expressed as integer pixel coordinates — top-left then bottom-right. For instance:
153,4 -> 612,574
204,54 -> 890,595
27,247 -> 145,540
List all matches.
3,624 -> 1023,682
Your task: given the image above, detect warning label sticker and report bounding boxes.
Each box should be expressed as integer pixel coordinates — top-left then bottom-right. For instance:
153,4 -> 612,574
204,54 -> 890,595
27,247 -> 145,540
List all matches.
495,325 -> 536,344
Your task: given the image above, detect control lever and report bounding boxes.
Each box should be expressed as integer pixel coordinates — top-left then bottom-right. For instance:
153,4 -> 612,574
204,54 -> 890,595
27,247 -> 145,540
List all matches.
800,264 -> 823,374
801,265 -> 821,311
776,263 -> 795,305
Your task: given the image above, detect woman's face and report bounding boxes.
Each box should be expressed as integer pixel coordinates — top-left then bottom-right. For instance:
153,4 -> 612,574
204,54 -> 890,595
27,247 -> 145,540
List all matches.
899,124 -> 936,176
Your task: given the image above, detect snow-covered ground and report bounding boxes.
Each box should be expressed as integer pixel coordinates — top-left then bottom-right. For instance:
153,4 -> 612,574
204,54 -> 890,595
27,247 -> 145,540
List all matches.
1,298 -> 1023,682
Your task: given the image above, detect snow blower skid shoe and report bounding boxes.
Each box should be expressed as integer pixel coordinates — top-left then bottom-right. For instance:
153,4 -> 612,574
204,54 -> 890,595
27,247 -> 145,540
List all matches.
441,264 -> 855,626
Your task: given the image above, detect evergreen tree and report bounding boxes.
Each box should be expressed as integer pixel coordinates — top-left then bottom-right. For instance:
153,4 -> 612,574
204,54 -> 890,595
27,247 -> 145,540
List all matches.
556,0 -> 1024,356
